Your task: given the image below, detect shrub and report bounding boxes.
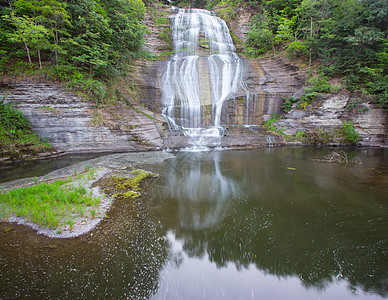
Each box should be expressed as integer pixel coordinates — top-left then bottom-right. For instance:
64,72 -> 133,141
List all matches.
302,128 -> 335,144
0,96 -> 31,133
297,91 -> 320,109
308,75 -> 332,93
281,96 -> 298,113
68,78 -> 106,103
341,121 -> 360,143
285,40 -> 308,58
366,75 -> 388,110
295,129 -> 304,141
264,113 -> 280,131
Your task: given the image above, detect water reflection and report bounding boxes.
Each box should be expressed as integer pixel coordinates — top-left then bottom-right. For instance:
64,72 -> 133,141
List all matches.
0,194 -> 168,299
0,148 -> 387,299
0,153 -> 105,183
162,152 -> 239,229
148,149 -> 388,299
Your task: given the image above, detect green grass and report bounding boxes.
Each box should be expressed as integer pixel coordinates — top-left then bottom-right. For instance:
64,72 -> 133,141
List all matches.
0,127 -> 53,159
0,97 -> 53,159
0,170 -> 101,229
133,107 -> 156,120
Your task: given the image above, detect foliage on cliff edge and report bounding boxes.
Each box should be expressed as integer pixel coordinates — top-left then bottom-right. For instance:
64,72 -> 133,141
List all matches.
0,0 -> 147,104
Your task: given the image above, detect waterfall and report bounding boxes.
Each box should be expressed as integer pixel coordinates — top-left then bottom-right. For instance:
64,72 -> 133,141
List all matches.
162,8 -> 249,146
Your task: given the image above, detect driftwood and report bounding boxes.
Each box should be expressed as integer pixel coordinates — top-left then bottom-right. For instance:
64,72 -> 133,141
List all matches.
311,151 -> 362,165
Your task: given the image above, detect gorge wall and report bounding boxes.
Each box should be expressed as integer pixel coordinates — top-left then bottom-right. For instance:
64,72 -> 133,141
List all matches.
0,55 -> 306,152
0,4 -> 386,153
0,81 -> 163,153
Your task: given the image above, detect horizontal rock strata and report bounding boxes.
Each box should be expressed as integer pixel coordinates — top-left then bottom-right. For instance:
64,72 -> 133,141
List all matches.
0,82 -> 163,153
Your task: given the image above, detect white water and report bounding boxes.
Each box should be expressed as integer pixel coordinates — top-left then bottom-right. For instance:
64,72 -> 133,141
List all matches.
162,8 -> 246,145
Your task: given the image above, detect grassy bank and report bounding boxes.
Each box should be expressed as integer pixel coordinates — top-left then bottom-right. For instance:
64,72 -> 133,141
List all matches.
0,167 -> 159,235
0,97 -> 54,160
0,169 -> 101,230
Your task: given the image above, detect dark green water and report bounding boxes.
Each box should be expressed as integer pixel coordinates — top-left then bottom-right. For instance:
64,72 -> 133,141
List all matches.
0,153 -> 105,184
0,148 -> 387,299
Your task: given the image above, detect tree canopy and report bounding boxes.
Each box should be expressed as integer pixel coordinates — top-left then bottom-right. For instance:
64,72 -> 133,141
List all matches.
0,0 -> 147,101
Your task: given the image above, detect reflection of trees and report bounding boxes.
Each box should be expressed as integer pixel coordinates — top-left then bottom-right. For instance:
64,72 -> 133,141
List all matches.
153,149 -> 388,297
177,205 -> 388,296
0,195 -> 168,299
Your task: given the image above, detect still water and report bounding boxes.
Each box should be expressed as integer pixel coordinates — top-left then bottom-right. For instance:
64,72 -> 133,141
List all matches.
0,153 -> 105,184
0,148 -> 387,299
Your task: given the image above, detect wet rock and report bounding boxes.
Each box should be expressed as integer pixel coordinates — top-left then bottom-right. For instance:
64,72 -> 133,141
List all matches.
346,103 -> 387,145
244,57 -> 305,121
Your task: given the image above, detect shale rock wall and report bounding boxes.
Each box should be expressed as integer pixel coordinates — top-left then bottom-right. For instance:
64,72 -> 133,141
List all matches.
0,82 -> 163,153
275,93 -> 387,145
0,55 -> 309,152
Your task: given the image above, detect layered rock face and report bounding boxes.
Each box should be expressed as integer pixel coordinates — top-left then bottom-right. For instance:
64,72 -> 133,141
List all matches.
0,82 -> 163,152
276,93 -> 387,145
195,57 -> 305,127
242,57 -> 305,121
1,3 -> 385,152
0,55 -> 307,152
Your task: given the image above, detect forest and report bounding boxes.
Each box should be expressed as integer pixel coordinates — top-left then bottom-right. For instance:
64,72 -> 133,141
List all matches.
0,0 -> 147,102
0,0 -> 387,108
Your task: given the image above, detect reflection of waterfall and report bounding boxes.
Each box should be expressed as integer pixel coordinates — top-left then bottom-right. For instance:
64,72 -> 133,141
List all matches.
165,152 -> 239,229
162,8 -> 247,145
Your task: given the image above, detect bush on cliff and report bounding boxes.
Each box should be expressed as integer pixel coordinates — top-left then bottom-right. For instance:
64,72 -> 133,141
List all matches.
0,97 -> 53,159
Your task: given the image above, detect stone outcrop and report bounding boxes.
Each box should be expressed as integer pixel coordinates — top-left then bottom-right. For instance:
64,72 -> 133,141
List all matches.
0,52 -> 306,153
243,57 -> 306,121
127,58 -> 167,114
0,82 -> 163,153
275,92 -> 387,145
349,105 -> 387,145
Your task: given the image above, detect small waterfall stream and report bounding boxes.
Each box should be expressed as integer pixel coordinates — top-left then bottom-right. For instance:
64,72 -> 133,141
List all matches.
162,8 -> 250,147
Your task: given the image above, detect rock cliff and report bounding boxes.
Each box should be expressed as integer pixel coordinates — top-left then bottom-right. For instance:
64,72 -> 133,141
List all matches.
219,3 -> 386,146
0,4 -> 386,153
276,93 -> 387,145
0,81 -> 163,153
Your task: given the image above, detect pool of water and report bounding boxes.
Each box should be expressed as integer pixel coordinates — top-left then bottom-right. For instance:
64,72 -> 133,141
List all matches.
0,153 -> 106,184
0,148 -> 387,299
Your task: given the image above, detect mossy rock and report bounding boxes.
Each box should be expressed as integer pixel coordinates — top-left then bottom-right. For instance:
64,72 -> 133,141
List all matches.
98,169 -> 159,200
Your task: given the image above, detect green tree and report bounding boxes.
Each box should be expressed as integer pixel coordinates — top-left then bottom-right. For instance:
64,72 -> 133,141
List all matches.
63,0 -> 112,75
275,16 -> 295,45
12,0 -> 70,63
247,11 -> 276,56
3,12 -> 50,66
101,0 -> 146,53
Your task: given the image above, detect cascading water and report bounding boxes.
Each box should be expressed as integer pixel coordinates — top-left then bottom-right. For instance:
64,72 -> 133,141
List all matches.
162,8 -> 249,147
